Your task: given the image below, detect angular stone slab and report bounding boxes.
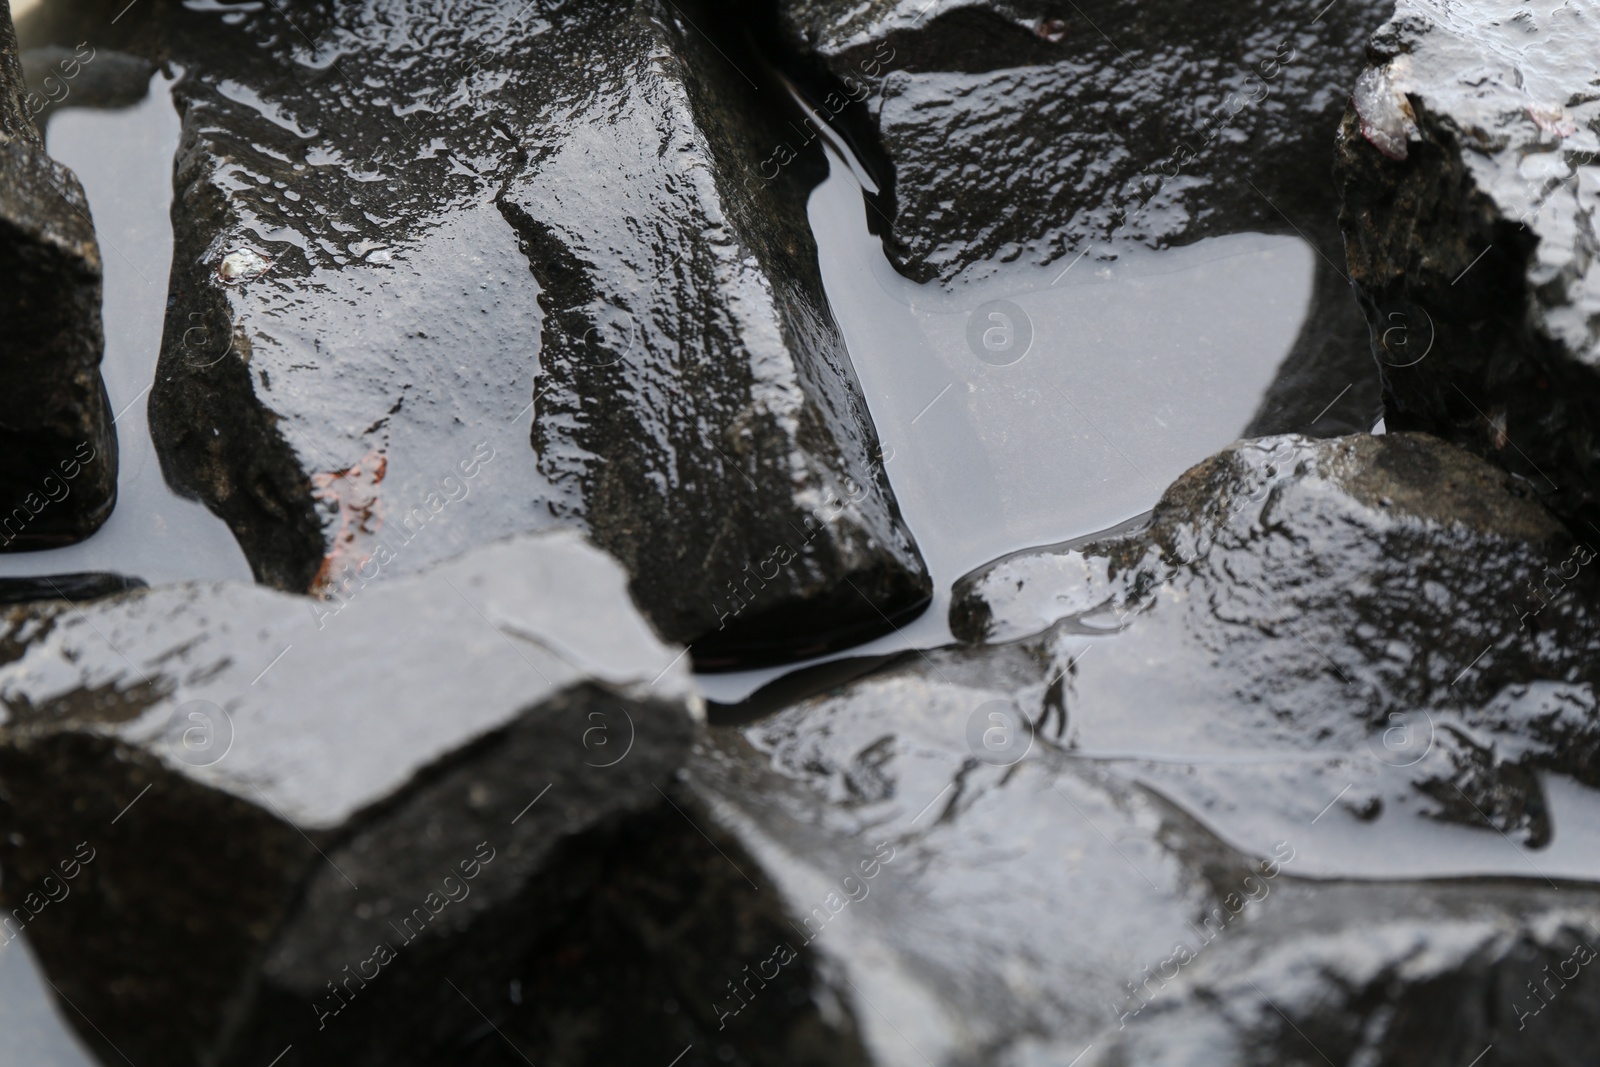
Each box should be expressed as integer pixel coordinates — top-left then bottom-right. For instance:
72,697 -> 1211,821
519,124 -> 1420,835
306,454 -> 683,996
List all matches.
1337,0 -> 1600,529
1081,888 -> 1600,1064
0,530 -> 711,1066
44,0 -> 930,665
771,0 -> 1395,434
0,0 -> 117,550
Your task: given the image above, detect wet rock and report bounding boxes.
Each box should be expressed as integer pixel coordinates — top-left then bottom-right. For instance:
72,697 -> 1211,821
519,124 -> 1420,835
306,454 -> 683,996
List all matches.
689,628 -> 1600,1065
35,0 -> 928,665
688,641 -> 1248,1065
1336,0 -> 1600,530
0,530 -> 725,1066
0,0 -> 117,550
1085,885 -> 1600,1066
954,432 -> 1600,866
681,433 -> 1600,1063
768,0 -> 1393,434
21,44 -> 154,130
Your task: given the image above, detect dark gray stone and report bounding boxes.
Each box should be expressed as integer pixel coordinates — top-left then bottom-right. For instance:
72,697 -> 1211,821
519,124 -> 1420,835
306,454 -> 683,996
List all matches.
691,636 -> 1600,1065
954,432 -> 1600,852
686,432 -> 1600,1064
769,0 -> 1395,435
1337,0 -> 1600,531
0,0 -> 117,551
0,531 -> 722,1066
21,44 -> 155,130
27,0 -> 929,666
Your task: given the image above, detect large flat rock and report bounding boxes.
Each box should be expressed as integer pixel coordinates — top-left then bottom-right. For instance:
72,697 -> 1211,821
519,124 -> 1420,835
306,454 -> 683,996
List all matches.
0,530 -> 720,1065
1337,0 -> 1600,530
30,0 -> 929,667
0,0 -> 116,550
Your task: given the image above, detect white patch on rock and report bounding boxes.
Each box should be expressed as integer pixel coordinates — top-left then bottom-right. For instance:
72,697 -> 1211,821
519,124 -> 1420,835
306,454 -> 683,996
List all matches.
1353,61 -> 1420,161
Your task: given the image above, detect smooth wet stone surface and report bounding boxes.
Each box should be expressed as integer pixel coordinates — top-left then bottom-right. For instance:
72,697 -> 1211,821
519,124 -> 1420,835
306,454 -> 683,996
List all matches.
0,530 -> 713,1065
1337,0 -> 1600,531
690,629 -> 1600,1065
0,0 -> 116,550
953,432 -> 1600,881
28,0 -> 929,666
771,0 -> 1393,436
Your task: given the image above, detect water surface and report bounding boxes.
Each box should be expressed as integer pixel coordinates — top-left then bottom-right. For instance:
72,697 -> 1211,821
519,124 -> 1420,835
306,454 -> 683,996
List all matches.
0,72 -> 251,586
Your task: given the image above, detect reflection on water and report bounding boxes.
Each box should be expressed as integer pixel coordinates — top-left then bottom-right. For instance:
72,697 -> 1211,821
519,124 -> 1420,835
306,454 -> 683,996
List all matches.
0,937 -> 96,1067
813,146 -> 1313,582
697,148 -> 1315,705
0,71 -> 251,587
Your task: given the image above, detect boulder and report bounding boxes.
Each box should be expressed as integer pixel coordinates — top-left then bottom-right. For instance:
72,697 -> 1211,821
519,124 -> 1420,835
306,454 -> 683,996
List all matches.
24,0 -> 928,666
955,432 -> 1600,865
768,0 -> 1397,434
21,44 -> 154,130
1337,0 -> 1600,530
0,531 -> 725,1065
690,634 -> 1600,1065
0,0 -> 117,550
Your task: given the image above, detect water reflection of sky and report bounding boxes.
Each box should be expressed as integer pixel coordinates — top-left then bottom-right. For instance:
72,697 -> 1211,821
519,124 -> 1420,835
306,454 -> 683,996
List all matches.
698,147 -> 1315,704
0,72 -> 251,586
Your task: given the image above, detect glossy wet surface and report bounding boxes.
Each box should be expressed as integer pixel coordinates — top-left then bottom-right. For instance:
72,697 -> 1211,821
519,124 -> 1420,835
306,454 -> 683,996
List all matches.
6,2 -> 1592,1062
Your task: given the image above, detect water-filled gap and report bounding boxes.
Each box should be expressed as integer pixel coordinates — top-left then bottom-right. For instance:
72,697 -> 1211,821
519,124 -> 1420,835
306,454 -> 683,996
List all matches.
0,69 -> 251,587
697,129 -> 1317,708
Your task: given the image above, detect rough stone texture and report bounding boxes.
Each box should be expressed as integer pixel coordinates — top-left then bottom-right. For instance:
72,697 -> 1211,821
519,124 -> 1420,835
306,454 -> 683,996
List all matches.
768,0 -> 1394,435
23,0 -> 929,667
0,0 -> 117,550
1337,0 -> 1600,532
954,432 -> 1600,855
691,640 -> 1600,1065
683,431 -> 1600,1064
1085,887 -> 1600,1066
0,531 -> 752,1066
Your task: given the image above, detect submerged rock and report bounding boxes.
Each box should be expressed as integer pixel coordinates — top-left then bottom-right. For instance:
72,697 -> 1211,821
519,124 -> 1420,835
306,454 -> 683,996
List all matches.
684,431 -> 1600,1063
0,531 -> 710,1064
768,0 -> 1395,434
30,0 -> 928,666
0,0 -> 117,550
1337,0 -> 1600,530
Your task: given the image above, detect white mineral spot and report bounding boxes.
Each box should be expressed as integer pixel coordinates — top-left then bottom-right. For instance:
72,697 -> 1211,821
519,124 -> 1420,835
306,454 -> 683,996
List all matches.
1352,62 -> 1419,161
217,247 -> 272,285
